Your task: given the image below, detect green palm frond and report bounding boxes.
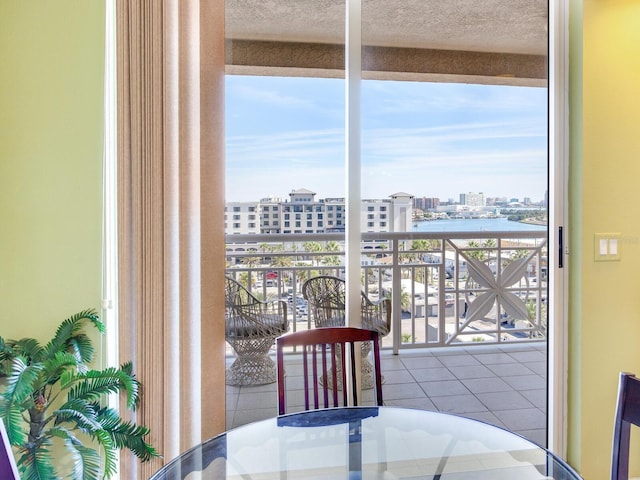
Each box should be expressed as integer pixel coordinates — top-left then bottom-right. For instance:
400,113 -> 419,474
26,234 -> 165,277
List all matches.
68,442 -> 101,480
5,357 -> 44,405
64,367 -> 139,409
7,338 -> 46,363
0,337 -> 15,376
43,309 -> 103,363
0,396 -> 27,446
96,406 -> 160,462
92,428 -> 118,477
17,442 -> 60,480
118,361 -> 140,409
41,351 -> 81,386
53,398 -> 101,432
64,334 -> 94,373
1,357 -> 41,445
49,427 -> 102,480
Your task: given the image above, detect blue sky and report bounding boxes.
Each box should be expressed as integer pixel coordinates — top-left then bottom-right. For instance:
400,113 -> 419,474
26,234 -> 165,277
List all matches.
225,76 -> 548,203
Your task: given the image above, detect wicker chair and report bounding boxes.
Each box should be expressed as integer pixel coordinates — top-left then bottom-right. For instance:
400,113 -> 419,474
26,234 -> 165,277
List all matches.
225,276 -> 289,386
302,275 -> 390,389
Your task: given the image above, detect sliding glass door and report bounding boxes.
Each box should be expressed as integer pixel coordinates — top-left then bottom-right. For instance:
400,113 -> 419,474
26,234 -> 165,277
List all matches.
224,0 -> 552,448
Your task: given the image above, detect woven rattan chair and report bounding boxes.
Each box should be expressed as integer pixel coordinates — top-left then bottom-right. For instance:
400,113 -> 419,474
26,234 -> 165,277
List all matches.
225,276 -> 289,386
302,275 -> 390,389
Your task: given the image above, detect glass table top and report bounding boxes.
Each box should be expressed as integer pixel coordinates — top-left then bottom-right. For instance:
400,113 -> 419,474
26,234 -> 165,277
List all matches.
149,406 -> 581,480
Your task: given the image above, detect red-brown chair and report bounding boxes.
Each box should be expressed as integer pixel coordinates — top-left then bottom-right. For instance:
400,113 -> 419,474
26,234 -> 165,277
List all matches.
276,327 -> 383,415
612,372 -> 640,480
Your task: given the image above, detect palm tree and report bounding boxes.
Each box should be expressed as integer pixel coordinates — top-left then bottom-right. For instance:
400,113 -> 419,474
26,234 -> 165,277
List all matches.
467,239 -> 496,261
385,287 -> 411,313
302,241 -> 323,266
323,241 -> 342,266
0,309 -> 159,480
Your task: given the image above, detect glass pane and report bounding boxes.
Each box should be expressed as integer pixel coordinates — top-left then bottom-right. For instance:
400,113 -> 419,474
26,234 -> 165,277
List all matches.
361,0 -> 549,445
224,0 -> 346,411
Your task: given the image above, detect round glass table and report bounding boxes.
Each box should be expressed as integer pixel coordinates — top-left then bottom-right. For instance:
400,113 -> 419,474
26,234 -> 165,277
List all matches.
149,406 -> 581,479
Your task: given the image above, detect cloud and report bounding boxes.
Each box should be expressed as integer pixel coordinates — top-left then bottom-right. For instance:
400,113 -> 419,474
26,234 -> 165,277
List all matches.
225,77 -> 548,202
228,83 -> 317,109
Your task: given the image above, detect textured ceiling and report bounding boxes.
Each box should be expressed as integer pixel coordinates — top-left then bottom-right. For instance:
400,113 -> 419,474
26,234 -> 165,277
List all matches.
225,0 -> 548,55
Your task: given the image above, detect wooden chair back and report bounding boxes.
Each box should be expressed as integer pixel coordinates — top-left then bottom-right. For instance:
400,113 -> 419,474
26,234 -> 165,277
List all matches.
0,419 -> 20,480
276,327 -> 383,415
612,372 -> 640,480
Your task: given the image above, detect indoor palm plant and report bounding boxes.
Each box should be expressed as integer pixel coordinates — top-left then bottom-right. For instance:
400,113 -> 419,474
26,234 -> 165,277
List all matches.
0,309 -> 159,480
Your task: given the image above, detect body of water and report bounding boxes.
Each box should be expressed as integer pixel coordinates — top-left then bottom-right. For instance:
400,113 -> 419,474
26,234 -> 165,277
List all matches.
412,217 -> 546,232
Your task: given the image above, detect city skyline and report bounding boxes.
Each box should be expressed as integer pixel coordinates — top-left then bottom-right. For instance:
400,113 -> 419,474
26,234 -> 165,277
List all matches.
225,76 -> 548,203
226,187 -> 545,206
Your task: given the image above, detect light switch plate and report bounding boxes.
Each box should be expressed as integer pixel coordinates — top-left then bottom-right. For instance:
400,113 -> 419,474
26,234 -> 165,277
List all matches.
594,233 -> 621,261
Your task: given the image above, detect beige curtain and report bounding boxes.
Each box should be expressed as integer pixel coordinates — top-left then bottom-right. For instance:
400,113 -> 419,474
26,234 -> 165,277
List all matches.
116,1 -> 226,477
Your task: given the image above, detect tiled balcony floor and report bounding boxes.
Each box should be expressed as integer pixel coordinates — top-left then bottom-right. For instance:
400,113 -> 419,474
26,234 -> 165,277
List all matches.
226,342 -> 547,447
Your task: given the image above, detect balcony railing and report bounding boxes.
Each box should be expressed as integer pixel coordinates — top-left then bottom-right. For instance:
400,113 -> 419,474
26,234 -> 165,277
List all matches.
225,230 -> 547,353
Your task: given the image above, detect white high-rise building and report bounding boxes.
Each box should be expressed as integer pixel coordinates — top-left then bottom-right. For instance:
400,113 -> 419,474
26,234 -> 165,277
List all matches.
459,192 -> 486,207
224,189 -> 415,235
225,202 -> 261,235
282,189 -> 325,234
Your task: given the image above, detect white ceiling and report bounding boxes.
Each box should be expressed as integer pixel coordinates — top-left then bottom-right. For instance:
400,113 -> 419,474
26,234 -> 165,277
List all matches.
225,0 -> 548,55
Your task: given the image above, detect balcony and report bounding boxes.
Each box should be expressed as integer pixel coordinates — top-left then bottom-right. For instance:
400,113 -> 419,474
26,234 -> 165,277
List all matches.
225,230 -> 548,445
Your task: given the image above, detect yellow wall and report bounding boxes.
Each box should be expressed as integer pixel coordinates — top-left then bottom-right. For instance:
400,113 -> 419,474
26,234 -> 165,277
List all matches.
5,1 -> 640,478
569,1 -> 640,478
0,1 -> 105,340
